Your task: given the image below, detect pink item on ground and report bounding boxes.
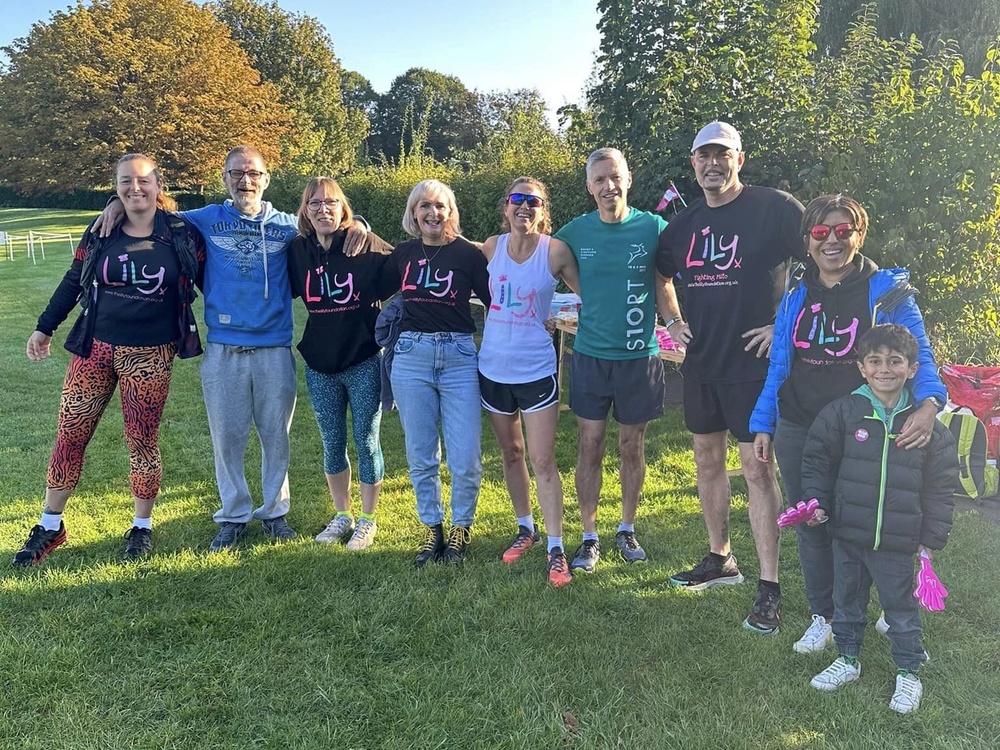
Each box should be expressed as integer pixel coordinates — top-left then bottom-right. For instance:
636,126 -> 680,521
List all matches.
914,550 -> 948,611
777,498 -> 820,528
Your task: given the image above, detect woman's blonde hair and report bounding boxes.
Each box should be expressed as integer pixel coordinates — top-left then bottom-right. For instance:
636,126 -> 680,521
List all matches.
402,179 -> 461,239
296,176 -> 355,236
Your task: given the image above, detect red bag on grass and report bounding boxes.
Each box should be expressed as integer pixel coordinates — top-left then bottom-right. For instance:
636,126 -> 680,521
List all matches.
940,364 -> 1000,459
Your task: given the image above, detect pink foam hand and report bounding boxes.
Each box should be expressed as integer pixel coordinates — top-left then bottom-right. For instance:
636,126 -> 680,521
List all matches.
777,498 -> 820,528
914,553 -> 949,612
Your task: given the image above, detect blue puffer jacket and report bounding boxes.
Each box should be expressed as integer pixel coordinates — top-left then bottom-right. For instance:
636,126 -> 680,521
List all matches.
749,263 -> 946,436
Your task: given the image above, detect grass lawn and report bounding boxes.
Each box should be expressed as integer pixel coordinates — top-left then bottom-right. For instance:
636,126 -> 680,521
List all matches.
1,208 -> 998,749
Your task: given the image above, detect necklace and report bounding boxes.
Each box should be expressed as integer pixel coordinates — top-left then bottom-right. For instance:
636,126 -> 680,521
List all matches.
419,240 -> 446,266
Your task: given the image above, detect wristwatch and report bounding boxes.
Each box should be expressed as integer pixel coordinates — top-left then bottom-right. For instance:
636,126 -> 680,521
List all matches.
924,396 -> 945,411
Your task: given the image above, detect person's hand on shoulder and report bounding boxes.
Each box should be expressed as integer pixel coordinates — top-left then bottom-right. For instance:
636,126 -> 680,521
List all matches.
343,218 -> 369,257
92,199 -> 125,238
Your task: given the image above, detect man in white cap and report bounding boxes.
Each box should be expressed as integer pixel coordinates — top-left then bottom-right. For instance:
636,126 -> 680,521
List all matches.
654,121 -> 805,634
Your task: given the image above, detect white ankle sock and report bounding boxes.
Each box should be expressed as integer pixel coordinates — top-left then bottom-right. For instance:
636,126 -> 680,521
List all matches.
517,514 -> 534,531
40,512 -> 63,531
547,536 -> 563,553
133,516 -> 152,530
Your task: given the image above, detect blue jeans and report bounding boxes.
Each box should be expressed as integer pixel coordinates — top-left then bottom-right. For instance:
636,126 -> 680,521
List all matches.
390,332 -> 482,527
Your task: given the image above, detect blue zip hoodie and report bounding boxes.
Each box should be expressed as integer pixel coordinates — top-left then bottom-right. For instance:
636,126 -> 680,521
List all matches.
750,264 -> 946,436
181,200 -> 299,347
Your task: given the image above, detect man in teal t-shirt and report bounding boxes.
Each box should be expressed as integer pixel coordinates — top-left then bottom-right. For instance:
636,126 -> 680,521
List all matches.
554,148 -> 672,574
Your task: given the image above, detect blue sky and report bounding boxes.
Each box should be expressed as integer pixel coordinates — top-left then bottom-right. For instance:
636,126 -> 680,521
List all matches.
0,1 -> 601,119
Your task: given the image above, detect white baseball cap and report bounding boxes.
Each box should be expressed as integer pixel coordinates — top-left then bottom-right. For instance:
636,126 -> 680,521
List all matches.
691,121 -> 743,153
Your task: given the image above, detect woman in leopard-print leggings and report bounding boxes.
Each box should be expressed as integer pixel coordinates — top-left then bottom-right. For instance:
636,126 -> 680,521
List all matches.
14,153 -> 204,566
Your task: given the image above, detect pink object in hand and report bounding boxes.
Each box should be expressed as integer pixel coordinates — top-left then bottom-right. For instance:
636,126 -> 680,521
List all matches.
777,498 -> 820,528
914,551 -> 948,611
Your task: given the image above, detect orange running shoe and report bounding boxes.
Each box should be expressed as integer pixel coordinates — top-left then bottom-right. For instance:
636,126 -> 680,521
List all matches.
501,525 -> 539,564
547,547 -> 572,588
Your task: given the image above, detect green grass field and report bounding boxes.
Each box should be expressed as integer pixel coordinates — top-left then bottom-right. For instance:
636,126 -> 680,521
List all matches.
1,208 -> 998,749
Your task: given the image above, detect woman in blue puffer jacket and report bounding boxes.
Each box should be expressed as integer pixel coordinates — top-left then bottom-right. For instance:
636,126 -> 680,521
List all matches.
749,194 -> 946,655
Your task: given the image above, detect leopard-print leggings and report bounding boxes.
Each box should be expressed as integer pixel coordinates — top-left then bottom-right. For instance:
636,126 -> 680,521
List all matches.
48,338 -> 176,500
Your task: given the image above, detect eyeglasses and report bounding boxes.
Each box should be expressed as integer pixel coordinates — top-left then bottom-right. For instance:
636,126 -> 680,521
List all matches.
809,222 -> 857,241
307,198 -> 341,211
226,169 -> 266,181
508,193 -> 545,208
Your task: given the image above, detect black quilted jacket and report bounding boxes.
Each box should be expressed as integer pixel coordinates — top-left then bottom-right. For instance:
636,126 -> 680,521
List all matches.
801,391 -> 958,553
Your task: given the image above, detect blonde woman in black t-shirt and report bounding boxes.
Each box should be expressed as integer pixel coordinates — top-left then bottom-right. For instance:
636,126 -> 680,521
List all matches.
389,179 -> 492,567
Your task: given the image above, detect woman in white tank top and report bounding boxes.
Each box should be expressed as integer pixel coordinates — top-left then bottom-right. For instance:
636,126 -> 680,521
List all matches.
477,177 -> 580,587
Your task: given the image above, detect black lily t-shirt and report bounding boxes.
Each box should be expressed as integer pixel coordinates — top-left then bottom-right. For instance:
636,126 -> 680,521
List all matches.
656,186 -> 805,383
287,230 -> 396,374
778,257 -> 878,427
93,232 -> 181,346
390,237 -> 491,333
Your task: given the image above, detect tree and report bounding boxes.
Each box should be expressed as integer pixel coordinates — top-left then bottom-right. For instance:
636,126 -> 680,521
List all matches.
816,0 -> 1000,73
587,0 -> 818,207
456,89 -> 586,234
368,67 -> 486,163
0,0 -> 291,193
209,0 -> 359,176
802,9 -> 1000,362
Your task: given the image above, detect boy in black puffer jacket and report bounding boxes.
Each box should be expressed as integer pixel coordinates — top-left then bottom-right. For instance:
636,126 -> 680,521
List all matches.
800,324 -> 958,714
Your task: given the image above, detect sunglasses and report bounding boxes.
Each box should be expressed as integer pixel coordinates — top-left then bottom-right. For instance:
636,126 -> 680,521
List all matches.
809,222 -> 857,241
507,193 -> 545,208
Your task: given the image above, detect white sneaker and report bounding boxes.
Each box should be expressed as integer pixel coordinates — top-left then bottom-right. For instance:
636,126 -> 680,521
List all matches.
346,518 -> 377,550
875,612 -> 890,635
889,672 -> 922,714
810,656 -> 861,691
315,514 -> 354,543
794,614 -> 834,654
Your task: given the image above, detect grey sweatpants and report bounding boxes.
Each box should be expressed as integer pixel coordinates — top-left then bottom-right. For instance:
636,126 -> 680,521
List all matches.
201,343 -> 297,524
832,539 -> 926,671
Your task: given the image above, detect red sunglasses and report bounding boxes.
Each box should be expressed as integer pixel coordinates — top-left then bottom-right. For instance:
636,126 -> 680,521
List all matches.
809,222 -> 857,241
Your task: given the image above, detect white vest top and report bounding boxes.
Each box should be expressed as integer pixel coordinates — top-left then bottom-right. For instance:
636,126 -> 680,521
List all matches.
478,234 -> 559,383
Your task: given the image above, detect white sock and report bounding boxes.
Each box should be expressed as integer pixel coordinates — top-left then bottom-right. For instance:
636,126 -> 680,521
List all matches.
517,514 -> 535,531
583,531 -> 599,542
133,516 -> 152,530
40,512 -> 63,531
618,522 -> 635,533
547,536 -> 563,553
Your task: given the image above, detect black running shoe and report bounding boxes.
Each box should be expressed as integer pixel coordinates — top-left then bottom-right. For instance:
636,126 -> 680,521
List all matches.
439,525 -> 471,565
122,527 -> 153,560
414,523 -> 445,567
743,582 -> 781,635
669,552 -> 744,591
13,523 -> 67,567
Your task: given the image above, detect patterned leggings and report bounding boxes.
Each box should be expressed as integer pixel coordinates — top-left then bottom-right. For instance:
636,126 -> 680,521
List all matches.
305,354 -> 384,484
48,338 -> 176,500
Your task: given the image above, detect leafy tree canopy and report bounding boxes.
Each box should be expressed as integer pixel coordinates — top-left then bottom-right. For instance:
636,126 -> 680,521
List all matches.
0,0 -> 292,193
368,67 -> 486,164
